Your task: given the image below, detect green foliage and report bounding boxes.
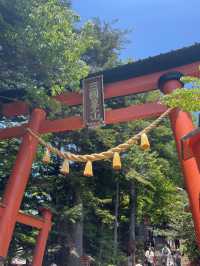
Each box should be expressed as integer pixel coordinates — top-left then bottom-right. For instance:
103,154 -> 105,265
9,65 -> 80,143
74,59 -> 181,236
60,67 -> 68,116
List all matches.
0,0 -> 94,110
166,191 -> 200,262
162,88 -> 200,112
24,0 -> 94,92
123,140 -> 178,224
162,76 -> 200,112
126,168 -> 155,189
82,18 -> 129,72
62,204 -> 83,223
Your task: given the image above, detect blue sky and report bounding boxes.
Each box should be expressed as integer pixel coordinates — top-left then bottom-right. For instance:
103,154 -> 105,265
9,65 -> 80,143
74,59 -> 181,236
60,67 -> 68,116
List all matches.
72,0 -> 200,60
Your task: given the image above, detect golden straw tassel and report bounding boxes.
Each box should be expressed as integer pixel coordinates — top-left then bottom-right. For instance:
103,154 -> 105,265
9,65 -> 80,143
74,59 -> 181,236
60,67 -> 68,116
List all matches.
140,133 -> 150,150
83,161 -> 93,177
43,147 -> 51,163
113,152 -> 121,170
60,159 -> 69,175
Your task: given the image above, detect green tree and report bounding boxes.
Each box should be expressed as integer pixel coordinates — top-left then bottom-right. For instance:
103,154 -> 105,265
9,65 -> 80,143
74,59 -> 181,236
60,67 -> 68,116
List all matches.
162,76 -> 200,112
0,0 -> 93,263
82,18 -> 129,72
0,0 -> 94,110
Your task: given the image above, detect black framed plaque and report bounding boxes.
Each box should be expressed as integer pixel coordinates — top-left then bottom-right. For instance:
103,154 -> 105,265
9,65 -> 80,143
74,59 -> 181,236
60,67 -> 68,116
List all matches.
83,75 -> 105,128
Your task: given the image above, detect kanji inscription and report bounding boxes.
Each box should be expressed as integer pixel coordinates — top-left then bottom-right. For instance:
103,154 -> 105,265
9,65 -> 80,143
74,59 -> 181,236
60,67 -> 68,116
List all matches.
83,75 -> 105,128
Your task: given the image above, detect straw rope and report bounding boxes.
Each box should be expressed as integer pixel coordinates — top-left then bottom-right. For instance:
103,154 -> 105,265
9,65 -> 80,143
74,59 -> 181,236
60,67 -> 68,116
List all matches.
27,107 -> 173,163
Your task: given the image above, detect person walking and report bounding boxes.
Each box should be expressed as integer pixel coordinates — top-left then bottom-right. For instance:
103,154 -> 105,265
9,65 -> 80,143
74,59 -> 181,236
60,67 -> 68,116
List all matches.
145,247 -> 155,266
174,249 -> 181,266
167,253 -> 175,266
161,245 -> 171,266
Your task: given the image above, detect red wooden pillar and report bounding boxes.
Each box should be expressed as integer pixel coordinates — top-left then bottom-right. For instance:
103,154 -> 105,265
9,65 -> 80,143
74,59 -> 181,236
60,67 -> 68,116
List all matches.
190,132 -> 200,171
32,208 -> 52,266
0,108 -> 46,261
158,72 -> 200,247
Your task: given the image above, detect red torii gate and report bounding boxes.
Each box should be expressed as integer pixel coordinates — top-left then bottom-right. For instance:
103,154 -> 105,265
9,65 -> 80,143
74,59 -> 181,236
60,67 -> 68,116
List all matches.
0,44 -> 200,265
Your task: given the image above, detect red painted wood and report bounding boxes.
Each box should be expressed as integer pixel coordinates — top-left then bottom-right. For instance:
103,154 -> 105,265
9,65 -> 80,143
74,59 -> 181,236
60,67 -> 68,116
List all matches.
40,116 -> 84,134
0,125 -> 26,139
32,208 -> 52,266
193,148 -> 200,172
54,61 -> 200,105
17,211 -> 44,229
2,101 -> 29,117
104,61 -> 200,99
0,205 -> 44,229
189,133 -> 200,147
105,103 -> 167,125
0,103 -> 167,139
0,203 -> 4,217
1,61 -> 200,117
162,79 -> 200,248
0,109 -> 46,258
41,103 -> 167,134
54,91 -> 82,105
188,130 -> 200,161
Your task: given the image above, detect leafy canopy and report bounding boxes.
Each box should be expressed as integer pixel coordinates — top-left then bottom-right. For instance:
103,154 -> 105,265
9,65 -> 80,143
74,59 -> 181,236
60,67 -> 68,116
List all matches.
162,76 -> 200,112
0,0 -> 95,110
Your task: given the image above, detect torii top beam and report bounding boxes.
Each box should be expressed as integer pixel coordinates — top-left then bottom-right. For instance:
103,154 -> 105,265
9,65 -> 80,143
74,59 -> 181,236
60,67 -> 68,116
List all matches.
0,43 -> 200,138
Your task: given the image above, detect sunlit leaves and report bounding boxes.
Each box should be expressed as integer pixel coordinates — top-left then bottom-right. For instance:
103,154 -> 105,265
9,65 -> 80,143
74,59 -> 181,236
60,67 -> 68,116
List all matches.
162,76 -> 200,112
24,0 -> 94,91
0,0 -> 95,111
162,88 -> 200,112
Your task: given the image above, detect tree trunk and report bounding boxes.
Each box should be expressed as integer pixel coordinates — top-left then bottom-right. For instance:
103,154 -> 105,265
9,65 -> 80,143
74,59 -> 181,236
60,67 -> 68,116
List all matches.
98,224 -> 104,266
129,180 -> 136,266
114,181 -> 119,260
67,189 -> 83,266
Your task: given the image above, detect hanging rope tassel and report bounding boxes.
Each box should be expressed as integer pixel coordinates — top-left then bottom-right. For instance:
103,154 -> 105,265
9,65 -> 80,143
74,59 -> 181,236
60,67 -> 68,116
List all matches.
43,147 -> 51,163
140,133 -> 150,150
60,158 -> 69,175
84,161 -> 93,176
113,152 -> 122,170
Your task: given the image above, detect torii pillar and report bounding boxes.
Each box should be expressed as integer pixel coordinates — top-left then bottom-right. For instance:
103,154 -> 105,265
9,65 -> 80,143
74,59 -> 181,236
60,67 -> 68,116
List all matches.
0,108 -> 46,263
158,72 -> 200,247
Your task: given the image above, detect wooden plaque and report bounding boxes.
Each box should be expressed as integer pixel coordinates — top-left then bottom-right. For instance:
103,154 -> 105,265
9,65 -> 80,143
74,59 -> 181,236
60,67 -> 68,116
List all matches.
83,75 -> 105,128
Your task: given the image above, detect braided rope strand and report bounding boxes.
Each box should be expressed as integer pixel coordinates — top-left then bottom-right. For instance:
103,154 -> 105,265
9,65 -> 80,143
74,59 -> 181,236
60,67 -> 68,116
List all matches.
27,107 -> 173,163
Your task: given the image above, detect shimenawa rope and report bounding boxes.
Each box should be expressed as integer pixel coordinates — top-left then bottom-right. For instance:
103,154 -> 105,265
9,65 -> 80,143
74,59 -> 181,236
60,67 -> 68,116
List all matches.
27,107 -> 173,163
